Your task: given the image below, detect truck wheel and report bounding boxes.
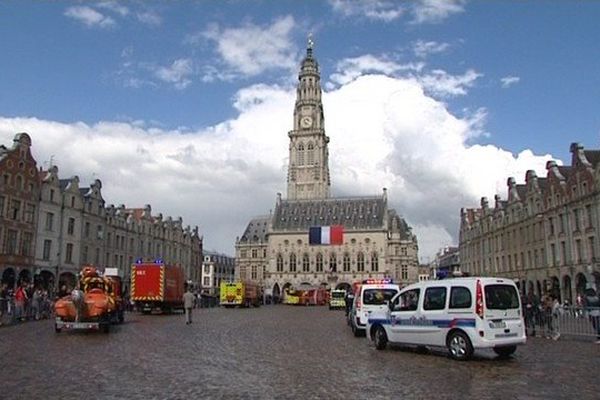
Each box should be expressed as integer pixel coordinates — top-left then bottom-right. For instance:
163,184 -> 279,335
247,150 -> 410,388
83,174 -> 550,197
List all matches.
54,323 -> 61,333
118,311 -> 124,324
101,320 -> 110,334
447,331 -> 473,361
374,326 -> 388,350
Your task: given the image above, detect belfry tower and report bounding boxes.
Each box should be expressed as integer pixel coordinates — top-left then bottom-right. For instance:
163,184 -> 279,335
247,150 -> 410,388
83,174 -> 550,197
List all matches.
286,35 -> 331,200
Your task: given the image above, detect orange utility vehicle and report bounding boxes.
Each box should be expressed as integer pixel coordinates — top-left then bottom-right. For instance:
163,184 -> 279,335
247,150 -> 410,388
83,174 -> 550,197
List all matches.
54,265 -> 118,333
131,261 -> 185,314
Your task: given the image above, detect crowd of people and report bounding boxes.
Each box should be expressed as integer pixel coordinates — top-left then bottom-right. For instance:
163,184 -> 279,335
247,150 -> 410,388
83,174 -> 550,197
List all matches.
0,282 -> 54,325
523,285 -> 600,343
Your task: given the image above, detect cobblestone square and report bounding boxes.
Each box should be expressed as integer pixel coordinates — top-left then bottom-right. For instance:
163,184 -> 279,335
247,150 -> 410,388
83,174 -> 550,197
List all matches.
1,306 -> 599,400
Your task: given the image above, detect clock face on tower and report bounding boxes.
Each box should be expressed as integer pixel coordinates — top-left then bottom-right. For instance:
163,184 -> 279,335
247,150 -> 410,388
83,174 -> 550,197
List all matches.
300,116 -> 313,129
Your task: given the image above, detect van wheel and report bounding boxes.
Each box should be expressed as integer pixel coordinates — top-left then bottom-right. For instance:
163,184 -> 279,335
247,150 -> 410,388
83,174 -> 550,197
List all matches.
54,323 -> 61,333
493,346 -> 516,358
352,322 -> 361,337
374,326 -> 388,350
447,331 -> 473,361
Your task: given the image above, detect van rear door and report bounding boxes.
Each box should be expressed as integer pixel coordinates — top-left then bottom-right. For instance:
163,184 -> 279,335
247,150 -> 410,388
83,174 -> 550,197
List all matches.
483,283 -> 522,337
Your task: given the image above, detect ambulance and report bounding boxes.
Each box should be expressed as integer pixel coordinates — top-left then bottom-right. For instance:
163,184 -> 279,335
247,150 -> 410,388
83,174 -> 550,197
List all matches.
348,279 -> 400,337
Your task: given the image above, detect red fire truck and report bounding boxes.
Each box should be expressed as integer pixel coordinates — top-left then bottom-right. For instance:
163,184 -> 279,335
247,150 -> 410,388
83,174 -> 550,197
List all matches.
131,261 -> 185,314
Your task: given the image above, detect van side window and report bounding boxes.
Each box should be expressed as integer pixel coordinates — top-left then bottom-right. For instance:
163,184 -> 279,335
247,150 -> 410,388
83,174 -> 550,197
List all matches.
394,289 -> 420,311
423,287 -> 446,310
449,286 -> 472,309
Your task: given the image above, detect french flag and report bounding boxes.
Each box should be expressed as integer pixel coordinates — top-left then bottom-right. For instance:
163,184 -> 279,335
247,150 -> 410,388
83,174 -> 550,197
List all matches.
309,225 -> 344,245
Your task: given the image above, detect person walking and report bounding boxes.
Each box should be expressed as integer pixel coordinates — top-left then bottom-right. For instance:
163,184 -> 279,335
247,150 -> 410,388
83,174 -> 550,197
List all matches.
551,295 -> 561,340
583,285 -> 600,344
183,287 -> 195,325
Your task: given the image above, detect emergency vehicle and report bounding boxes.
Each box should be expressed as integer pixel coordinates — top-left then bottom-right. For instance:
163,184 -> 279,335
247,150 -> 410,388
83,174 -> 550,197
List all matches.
220,281 -> 262,308
329,289 -> 346,310
348,279 -> 400,337
366,277 -> 526,360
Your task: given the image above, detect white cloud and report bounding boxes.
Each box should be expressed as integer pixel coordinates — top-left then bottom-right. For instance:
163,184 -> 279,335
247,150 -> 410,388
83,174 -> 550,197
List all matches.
0,72 -> 555,261
411,0 -> 467,24
328,0 -> 405,22
501,75 -> 521,88
64,6 -> 115,29
418,69 -> 482,97
97,2 -> 129,17
328,55 -> 424,87
413,40 -> 450,58
153,59 -> 194,89
136,10 -> 162,26
202,16 -> 298,77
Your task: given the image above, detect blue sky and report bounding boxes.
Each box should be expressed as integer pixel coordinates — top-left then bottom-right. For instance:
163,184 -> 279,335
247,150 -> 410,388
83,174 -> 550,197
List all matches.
1,1 -> 599,260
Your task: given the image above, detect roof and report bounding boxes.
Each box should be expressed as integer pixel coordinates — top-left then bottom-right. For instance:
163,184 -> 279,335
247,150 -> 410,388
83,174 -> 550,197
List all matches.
272,196 -> 386,231
557,166 -> 573,180
516,184 -> 527,200
584,150 -> 600,167
240,215 -> 270,243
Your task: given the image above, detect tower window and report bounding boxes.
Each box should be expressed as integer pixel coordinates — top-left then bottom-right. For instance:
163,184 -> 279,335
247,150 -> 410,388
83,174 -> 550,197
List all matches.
297,143 -> 305,166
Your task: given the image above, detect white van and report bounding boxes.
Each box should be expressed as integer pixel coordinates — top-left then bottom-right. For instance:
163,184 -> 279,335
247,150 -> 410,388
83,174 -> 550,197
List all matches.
349,279 -> 400,337
366,277 -> 526,360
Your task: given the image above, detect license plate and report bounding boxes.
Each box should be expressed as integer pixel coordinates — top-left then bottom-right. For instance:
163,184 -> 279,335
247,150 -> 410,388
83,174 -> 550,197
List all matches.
490,321 -> 506,329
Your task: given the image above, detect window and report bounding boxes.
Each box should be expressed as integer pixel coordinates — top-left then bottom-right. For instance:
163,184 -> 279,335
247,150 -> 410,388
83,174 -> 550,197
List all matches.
84,222 -> 90,238
357,252 -> 364,272
5,229 -> 17,254
289,253 -> 297,272
67,218 -> 75,235
50,189 -> 55,202
203,276 -> 211,286
424,287 -> 447,310
97,225 -> 103,240
401,264 -> 408,280
297,143 -> 305,166
316,253 -> 323,272
307,143 -> 314,165
45,212 -> 54,231
21,232 -> 33,256
449,286 -> 472,309
204,265 -> 210,274
0,195 -> 5,217
276,254 -> 283,272
24,204 -> 35,223
65,243 -> 73,264
82,245 -> 88,264
43,240 -> 52,261
240,250 -> 247,258
343,253 -> 350,272
302,254 -> 310,272
252,249 -> 258,258
363,288 -> 398,305
586,205 -> 594,228
251,265 -> 257,280
329,254 -> 337,272
393,289 -> 420,312
589,237 -> 595,261
10,200 -> 21,220
574,209 -> 581,231
371,253 -> 378,272
71,196 -> 75,208
95,247 -> 100,265
484,285 -> 519,310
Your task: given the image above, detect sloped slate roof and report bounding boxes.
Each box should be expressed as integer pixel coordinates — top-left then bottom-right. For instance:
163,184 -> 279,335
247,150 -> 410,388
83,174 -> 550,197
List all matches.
240,215 -> 270,243
584,150 -> 600,167
272,196 -> 386,231
516,184 -> 527,200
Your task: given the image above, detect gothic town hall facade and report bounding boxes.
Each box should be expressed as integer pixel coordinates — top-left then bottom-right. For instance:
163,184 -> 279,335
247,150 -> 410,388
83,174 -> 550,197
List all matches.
235,40 -> 419,299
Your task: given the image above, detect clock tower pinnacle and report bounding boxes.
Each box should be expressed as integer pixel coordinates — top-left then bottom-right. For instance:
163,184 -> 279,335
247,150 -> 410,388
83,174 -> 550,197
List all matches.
286,36 -> 331,200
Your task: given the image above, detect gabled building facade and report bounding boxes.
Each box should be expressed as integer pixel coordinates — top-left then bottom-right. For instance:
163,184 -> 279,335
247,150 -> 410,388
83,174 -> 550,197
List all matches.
460,142 -> 600,301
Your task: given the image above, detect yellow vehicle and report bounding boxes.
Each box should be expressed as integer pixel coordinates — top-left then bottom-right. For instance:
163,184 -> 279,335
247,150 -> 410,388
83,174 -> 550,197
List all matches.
329,289 -> 346,310
219,281 -> 262,308
283,288 -> 301,305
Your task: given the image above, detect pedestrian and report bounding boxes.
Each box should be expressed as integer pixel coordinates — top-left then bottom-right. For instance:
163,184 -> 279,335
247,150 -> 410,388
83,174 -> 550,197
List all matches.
524,292 -> 539,337
583,285 -> 600,344
542,293 -> 554,339
183,287 -> 195,325
14,284 -> 27,322
551,295 -> 561,340
32,288 -> 42,321
344,289 -> 354,317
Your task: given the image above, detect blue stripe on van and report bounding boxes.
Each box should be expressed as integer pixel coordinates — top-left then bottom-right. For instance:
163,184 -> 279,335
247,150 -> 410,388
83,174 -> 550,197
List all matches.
368,317 -> 476,328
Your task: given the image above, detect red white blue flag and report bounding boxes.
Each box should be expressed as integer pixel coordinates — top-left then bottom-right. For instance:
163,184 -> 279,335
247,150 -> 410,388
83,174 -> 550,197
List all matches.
309,225 -> 344,245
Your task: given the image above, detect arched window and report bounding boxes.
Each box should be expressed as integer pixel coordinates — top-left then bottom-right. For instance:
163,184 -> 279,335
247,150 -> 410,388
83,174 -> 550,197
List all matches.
289,253 -> 297,272
343,253 -> 351,272
357,252 -> 365,272
329,254 -> 337,272
277,254 -> 283,272
302,253 -> 310,272
297,143 -> 305,166
307,143 -> 314,165
371,252 -> 378,272
316,253 -> 323,272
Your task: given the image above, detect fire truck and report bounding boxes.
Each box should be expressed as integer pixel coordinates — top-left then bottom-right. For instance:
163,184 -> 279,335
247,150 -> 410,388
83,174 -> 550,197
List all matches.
130,261 -> 185,314
219,281 -> 262,308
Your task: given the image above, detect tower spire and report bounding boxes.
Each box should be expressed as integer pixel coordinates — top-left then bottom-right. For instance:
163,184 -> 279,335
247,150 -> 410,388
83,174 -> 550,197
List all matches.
307,33 -> 314,57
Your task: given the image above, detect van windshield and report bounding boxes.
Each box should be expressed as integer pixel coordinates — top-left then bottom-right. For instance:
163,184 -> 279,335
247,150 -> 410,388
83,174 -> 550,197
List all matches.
484,284 -> 520,310
363,288 -> 398,305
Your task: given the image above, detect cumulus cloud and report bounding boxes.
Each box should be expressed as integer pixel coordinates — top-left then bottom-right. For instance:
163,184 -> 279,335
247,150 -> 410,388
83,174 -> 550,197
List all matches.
153,59 -> 194,89
501,75 -> 520,88
64,6 -> 115,29
0,72 -> 555,261
328,0 -> 405,22
201,16 -> 298,77
328,55 -> 424,87
411,0 -> 467,24
412,40 -> 450,58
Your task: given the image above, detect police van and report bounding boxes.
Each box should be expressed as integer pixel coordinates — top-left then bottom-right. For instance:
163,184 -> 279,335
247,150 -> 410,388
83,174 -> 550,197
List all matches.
366,277 -> 526,360
349,279 -> 400,337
